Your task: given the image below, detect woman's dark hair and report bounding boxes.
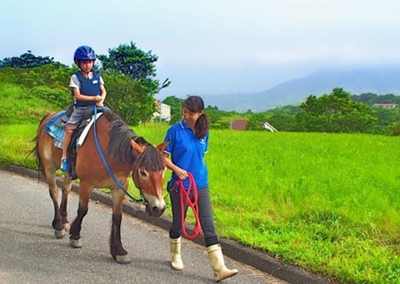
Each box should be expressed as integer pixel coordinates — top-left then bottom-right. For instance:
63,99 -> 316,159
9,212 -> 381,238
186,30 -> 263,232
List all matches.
183,96 -> 209,139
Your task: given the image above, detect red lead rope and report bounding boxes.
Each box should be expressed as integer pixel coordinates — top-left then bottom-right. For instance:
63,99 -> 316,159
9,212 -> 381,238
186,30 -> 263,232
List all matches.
175,172 -> 202,239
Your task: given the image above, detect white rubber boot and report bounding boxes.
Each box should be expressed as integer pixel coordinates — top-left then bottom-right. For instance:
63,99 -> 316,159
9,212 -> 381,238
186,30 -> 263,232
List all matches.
170,237 -> 184,271
207,244 -> 238,282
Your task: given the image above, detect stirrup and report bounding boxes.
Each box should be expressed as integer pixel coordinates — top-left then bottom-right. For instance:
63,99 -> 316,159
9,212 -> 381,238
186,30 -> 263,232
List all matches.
61,158 -> 69,172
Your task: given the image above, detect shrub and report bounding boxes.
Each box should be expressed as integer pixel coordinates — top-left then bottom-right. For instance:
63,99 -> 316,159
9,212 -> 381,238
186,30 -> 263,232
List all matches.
30,86 -> 70,109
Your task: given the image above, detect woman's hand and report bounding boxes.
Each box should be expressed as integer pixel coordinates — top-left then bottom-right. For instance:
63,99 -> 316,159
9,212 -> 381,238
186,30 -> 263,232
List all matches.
175,168 -> 188,180
163,154 -> 188,180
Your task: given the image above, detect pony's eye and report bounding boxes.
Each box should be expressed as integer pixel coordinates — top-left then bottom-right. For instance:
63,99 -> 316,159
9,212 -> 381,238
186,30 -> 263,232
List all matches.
140,169 -> 147,177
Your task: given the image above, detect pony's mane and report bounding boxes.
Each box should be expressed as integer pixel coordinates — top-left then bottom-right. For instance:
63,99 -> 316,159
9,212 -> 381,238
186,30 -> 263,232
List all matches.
106,112 -> 164,170
106,112 -> 141,165
134,146 -> 166,171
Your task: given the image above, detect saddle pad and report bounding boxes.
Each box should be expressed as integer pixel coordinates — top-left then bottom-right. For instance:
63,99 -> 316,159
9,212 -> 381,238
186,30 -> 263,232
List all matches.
45,111 -> 67,148
76,112 -> 103,148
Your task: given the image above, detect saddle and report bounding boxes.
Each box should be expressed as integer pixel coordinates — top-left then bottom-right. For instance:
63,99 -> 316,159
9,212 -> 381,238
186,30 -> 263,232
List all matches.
53,105 -> 102,128
51,105 -> 108,180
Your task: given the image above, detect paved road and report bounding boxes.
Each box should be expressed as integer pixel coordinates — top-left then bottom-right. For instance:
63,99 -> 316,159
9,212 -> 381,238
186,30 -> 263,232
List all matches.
0,170 -> 287,284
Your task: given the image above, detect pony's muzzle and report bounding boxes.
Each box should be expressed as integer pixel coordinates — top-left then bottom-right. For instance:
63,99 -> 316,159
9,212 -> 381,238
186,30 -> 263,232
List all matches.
144,196 -> 166,217
146,202 -> 165,217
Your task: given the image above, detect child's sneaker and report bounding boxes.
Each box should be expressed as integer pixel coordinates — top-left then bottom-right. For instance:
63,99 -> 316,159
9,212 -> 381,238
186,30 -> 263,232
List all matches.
60,158 -> 68,172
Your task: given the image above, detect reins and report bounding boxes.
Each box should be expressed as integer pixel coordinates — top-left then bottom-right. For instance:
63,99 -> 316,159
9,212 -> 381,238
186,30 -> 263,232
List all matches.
93,106 -> 143,203
175,172 -> 201,239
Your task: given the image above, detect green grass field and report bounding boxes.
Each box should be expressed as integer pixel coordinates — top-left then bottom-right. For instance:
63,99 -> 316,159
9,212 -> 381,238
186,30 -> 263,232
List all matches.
0,123 -> 399,283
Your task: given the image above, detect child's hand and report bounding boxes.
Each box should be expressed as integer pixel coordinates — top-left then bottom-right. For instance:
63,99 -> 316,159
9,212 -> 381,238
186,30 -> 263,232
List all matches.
95,95 -> 104,106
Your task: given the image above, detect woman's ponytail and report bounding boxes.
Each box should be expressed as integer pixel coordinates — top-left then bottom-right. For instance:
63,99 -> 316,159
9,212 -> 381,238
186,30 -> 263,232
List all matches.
195,113 -> 209,139
183,96 -> 209,139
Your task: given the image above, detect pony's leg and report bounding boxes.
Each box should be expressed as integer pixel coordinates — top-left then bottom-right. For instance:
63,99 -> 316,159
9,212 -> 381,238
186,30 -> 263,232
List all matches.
110,188 -> 130,264
60,174 -> 73,232
43,162 -> 66,239
69,182 -> 92,248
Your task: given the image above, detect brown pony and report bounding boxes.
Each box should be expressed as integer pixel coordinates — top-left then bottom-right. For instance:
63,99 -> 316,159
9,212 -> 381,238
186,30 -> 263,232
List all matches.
31,110 -> 167,263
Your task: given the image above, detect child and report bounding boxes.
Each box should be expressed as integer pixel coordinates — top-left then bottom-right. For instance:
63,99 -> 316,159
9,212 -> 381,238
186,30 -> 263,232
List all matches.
60,45 -> 107,171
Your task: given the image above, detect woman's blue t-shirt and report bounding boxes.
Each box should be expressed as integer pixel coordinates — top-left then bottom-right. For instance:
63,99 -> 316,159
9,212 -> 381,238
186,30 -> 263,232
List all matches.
164,119 -> 209,189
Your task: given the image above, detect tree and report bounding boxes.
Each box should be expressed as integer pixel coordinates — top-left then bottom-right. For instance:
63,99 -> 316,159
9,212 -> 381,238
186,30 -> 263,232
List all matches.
97,42 -> 171,124
267,105 -> 301,115
0,51 -> 56,68
246,113 -> 267,130
377,94 -> 397,104
268,113 -> 297,131
98,42 -> 156,78
296,88 -> 376,133
102,72 -> 156,125
205,106 -> 228,129
352,93 -> 400,106
373,107 -> 400,126
352,92 -> 378,105
162,96 -> 183,124
98,42 -> 170,92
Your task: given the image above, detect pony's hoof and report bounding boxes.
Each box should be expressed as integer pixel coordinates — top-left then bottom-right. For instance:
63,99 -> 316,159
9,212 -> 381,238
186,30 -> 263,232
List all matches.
115,254 -> 131,264
70,238 -> 83,248
54,229 -> 66,239
63,223 -> 70,232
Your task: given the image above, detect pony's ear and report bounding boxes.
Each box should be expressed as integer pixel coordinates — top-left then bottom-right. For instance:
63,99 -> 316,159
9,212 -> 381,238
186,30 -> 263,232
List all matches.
130,139 -> 146,155
156,141 -> 169,153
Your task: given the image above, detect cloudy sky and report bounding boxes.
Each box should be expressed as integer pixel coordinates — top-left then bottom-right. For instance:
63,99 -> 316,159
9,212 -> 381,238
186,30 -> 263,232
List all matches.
1,0 -> 400,97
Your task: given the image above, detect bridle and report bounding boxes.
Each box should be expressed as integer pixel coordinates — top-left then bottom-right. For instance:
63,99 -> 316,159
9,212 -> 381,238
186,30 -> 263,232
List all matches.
93,106 -> 144,203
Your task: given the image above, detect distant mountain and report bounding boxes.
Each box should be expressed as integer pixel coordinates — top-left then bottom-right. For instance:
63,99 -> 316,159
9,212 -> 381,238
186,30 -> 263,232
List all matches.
200,67 -> 400,112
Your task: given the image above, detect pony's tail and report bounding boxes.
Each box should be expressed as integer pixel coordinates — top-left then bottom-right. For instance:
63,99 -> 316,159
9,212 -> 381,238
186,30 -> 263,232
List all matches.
27,134 -> 42,179
27,113 -> 51,180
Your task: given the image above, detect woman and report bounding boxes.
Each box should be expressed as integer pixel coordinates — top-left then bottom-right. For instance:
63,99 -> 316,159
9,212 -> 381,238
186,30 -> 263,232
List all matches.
163,96 -> 238,282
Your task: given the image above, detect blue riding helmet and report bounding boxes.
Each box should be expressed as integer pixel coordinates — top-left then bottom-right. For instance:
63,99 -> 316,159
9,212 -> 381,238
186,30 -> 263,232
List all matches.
74,45 -> 96,63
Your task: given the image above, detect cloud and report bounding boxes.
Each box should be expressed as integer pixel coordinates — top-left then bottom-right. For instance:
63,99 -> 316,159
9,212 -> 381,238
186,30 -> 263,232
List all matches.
2,0 -> 400,96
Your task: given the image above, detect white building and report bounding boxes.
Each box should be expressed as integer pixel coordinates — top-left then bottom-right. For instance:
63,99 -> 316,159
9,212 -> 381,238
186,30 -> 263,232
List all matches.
262,122 -> 278,132
153,100 -> 171,122
373,103 -> 397,109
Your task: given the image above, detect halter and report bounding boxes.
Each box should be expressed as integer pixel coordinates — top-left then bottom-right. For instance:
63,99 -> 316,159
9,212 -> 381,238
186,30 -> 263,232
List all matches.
132,160 -> 146,193
175,172 -> 201,239
93,106 -> 144,203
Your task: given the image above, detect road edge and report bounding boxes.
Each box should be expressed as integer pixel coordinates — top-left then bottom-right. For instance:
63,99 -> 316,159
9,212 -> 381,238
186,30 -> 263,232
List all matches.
1,164 -> 330,284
